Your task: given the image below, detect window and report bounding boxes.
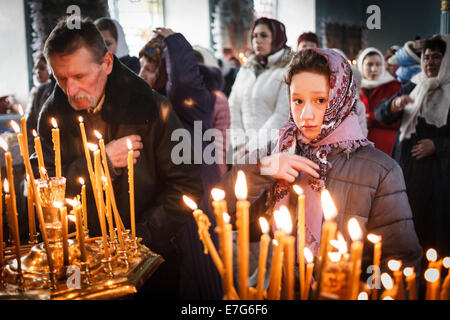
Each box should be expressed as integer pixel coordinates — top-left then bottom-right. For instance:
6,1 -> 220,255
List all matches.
108,0 -> 164,57
253,0 -> 277,19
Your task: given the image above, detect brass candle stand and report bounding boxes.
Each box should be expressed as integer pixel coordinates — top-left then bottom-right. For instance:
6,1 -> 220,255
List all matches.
0,175 -> 163,299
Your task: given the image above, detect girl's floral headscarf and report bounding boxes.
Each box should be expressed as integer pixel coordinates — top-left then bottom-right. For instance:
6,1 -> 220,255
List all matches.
270,48 -> 372,205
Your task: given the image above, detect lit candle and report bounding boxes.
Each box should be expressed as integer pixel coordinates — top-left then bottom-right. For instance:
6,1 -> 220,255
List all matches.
235,170 -> 249,300
403,267 -> 417,300
303,247 -> 314,300
426,248 -> 438,270
222,212 -> 234,299
51,118 -> 61,177
367,233 -> 382,300
54,201 -> 69,266
78,177 -> 88,232
388,259 -> 405,300
280,206 -> 295,300
3,179 -> 22,274
424,268 -> 440,300
256,217 -> 270,300
26,175 -> 36,239
78,117 -> 98,203
183,195 -> 224,276
95,130 -> 124,250
440,257 -> 450,300
380,272 -> 397,300
211,188 -> 227,260
316,189 -> 338,298
358,292 -> 369,300
6,127 -> 55,275
267,209 -> 286,300
32,129 -> 46,178
66,198 -> 87,262
18,105 -> 28,154
93,145 -> 110,259
127,139 -> 136,240
102,176 -> 116,248
348,218 -> 363,300
293,184 -> 306,300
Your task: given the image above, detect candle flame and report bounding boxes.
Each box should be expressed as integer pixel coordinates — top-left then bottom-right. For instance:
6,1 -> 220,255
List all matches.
0,138 -> 8,152
32,129 -> 38,137
18,104 -> 24,116
50,117 -> 58,129
293,184 -> 304,195
160,103 -> 170,122
40,166 -> 47,176
403,267 -> 414,277
223,212 -> 230,224
53,201 -> 64,209
182,195 -> 198,210
381,273 -> 393,290
3,179 -> 9,193
273,239 -> 279,246
87,143 -> 98,152
443,257 -> 450,269
424,268 -> 440,282
10,120 -> 20,133
321,189 -> 337,220
367,233 -> 381,244
330,234 -> 348,254
78,116 -> 83,123
211,188 -> 225,201
274,206 -> 293,234
78,177 -> 85,185
383,296 -> 394,300
65,198 -> 80,208
304,247 -> 313,263
348,218 -> 363,241
387,259 -> 402,272
127,139 -> 132,151
26,174 -> 30,182
234,170 -> 247,200
328,252 -> 341,262
93,130 -> 103,140
102,176 -> 107,183
67,214 -> 76,223
358,292 -> 369,300
426,248 -> 437,262
259,217 -> 269,234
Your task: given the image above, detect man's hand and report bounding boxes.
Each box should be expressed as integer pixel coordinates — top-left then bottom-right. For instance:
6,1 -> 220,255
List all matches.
105,135 -> 143,168
153,27 -> 175,39
259,153 -> 320,183
411,139 -> 435,159
391,94 -> 414,113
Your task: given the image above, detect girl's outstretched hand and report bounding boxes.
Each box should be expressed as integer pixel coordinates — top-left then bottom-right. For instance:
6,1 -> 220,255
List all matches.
259,153 -> 320,183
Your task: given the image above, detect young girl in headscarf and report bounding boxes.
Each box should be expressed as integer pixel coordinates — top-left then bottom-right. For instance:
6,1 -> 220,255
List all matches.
229,17 -> 293,161
215,48 -> 422,298
358,47 -> 402,155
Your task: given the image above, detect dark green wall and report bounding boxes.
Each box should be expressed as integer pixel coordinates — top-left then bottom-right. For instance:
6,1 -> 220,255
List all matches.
316,0 -> 441,54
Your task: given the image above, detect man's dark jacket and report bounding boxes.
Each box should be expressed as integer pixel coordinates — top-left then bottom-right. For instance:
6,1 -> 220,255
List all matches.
33,56 -> 203,259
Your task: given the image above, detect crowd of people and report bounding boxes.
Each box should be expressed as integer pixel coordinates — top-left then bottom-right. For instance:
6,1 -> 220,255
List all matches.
20,14 -> 450,300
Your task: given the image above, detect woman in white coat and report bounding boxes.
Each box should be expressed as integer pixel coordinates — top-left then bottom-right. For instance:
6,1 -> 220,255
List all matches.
229,17 -> 293,162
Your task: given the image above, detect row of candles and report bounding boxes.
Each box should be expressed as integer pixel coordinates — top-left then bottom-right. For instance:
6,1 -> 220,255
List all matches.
0,105 -> 137,277
183,170 -> 450,300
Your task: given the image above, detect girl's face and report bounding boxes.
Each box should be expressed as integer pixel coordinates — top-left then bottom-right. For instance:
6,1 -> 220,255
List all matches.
100,30 -> 118,55
290,71 -> 329,141
362,54 -> 382,80
252,23 -> 273,57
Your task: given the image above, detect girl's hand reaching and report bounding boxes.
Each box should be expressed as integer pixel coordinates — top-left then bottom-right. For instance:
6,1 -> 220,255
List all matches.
259,153 -> 320,183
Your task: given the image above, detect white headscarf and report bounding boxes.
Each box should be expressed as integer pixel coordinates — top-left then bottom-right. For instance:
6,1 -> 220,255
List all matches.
357,47 -> 395,89
399,35 -> 450,141
111,19 -> 130,59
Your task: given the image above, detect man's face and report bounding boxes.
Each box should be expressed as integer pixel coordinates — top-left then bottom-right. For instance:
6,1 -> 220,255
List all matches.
423,48 -> 444,78
48,47 -> 113,111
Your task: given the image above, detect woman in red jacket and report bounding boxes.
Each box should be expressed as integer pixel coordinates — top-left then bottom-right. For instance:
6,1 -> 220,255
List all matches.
358,47 -> 402,155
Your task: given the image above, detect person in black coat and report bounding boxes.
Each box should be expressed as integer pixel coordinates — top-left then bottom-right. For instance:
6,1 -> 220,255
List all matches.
35,17 -> 203,298
375,35 -> 450,257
